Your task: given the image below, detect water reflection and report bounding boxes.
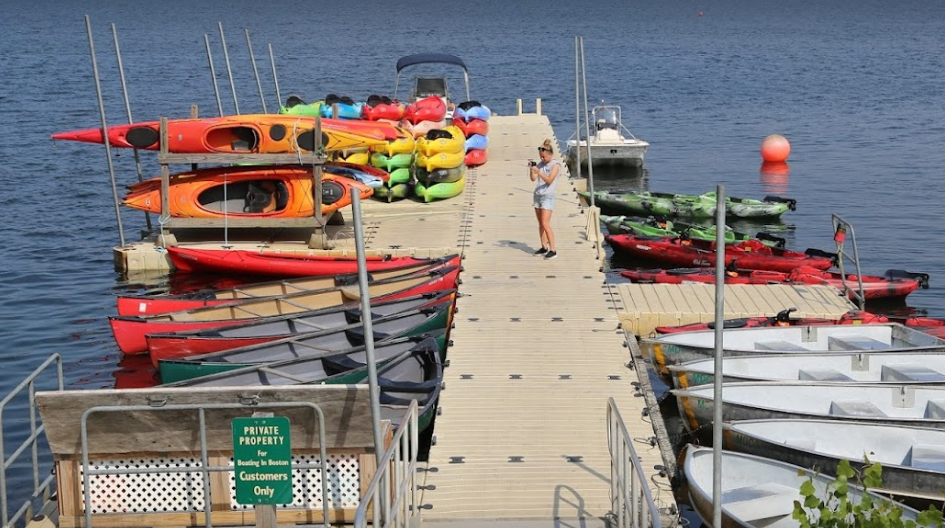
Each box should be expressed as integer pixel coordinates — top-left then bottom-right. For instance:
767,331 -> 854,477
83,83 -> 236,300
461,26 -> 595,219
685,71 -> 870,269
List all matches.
574,164 -> 649,193
759,161 -> 790,195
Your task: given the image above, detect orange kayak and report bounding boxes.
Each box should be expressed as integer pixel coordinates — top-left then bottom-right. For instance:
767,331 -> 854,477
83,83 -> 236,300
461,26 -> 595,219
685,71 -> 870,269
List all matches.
51,114 -> 401,153
122,165 -> 373,219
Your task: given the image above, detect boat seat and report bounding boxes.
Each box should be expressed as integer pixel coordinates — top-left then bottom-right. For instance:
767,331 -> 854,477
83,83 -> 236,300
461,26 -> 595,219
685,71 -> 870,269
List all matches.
881,364 -> 945,383
829,400 -> 887,417
827,335 -> 891,351
908,444 -> 945,472
924,400 -> 945,419
721,482 -> 798,522
798,368 -> 853,382
754,340 -> 810,352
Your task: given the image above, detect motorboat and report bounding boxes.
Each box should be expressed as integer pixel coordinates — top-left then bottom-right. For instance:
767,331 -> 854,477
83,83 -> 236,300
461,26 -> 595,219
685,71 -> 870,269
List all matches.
567,103 -> 649,168
393,53 -> 471,118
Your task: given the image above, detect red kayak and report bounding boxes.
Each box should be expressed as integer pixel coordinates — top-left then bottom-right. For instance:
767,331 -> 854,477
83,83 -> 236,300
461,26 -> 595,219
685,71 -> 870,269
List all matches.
117,254 -> 461,316
168,246 -> 447,277
465,149 -> 488,167
620,266 -> 928,301
109,264 -> 461,354
51,114 -> 401,153
605,234 -> 837,273
655,307 -> 945,337
453,118 -> 489,138
403,96 -> 447,124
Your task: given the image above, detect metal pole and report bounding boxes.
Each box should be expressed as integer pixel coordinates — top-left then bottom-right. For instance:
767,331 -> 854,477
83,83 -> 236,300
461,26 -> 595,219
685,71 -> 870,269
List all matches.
85,15 -> 126,247
712,185 -> 726,528
218,22 -> 239,114
269,43 -> 282,109
111,23 -> 152,232
579,36 -> 595,206
244,28 -> 267,113
204,34 -> 224,116
573,36 -> 582,179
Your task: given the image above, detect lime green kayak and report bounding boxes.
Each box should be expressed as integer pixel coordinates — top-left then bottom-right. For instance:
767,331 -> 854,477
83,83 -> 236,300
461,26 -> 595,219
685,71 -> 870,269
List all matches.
388,167 -> 412,185
600,215 -> 785,247
374,183 -> 411,202
580,190 -> 796,220
371,152 -> 413,171
278,100 -> 324,117
415,174 -> 466,202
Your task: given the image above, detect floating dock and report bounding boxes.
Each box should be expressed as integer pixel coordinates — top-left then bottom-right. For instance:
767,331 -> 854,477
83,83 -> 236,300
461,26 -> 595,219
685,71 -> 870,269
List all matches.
46,108 -> 861,527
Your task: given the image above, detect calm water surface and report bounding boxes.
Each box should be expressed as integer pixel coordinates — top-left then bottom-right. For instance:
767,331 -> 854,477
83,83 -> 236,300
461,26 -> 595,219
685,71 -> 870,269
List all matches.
1,0 -> 944,518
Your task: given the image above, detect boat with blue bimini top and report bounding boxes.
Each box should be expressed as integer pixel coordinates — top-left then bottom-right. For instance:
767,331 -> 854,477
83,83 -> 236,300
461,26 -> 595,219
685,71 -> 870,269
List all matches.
567,103 -> 649,168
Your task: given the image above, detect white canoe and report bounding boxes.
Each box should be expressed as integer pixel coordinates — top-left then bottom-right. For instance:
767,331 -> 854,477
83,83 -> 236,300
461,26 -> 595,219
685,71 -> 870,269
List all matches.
643,323 -> 945,375
668,350 -> 945,389
684,446 -> 926,528
723,419 -> 945,505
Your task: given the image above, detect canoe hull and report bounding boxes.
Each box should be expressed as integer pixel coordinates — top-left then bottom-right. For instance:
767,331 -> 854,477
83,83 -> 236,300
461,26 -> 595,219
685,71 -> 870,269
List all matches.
167,247 -> 437,277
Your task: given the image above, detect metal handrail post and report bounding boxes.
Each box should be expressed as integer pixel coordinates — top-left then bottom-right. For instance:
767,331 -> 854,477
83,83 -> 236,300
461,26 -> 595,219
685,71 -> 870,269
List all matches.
204,35 -> 224,117
831,214 -> 866,309
269,43 -> 282,109
579,36 -> 595,206
606,398 -> 662,528
244,29 -> 267,113
218,22 -> 239,115
111,23 -> 152,232
84,15 -> 125,247
573,36 -> 582,177
712,186 -> 726,528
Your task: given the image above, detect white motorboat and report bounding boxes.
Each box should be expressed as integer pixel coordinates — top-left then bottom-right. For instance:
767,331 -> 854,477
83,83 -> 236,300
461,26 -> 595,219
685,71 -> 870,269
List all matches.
567,103 -> 649,168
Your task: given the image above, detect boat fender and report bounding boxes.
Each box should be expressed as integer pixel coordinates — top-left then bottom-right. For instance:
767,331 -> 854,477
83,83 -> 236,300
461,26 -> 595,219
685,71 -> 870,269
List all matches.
763,195 -> 798,211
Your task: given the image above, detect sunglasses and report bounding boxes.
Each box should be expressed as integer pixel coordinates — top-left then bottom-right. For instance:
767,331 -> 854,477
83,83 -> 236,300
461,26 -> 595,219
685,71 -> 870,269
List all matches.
537,147 -> 551,153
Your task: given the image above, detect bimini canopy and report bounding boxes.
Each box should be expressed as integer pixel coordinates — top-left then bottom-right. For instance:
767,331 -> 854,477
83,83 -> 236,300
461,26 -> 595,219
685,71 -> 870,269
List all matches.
396,53 -> 468,73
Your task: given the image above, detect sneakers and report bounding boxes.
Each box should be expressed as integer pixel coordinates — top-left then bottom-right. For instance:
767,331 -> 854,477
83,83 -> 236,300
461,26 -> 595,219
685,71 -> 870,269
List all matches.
544,251 -> 558,260
534,247 -> 548,256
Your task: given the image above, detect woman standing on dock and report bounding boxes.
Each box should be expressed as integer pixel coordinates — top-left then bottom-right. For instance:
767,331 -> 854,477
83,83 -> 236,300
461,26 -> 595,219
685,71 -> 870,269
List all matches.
530,139 -> 560,259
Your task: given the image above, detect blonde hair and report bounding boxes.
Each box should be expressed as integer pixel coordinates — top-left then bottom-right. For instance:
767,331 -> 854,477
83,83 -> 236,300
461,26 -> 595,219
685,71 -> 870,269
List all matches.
540,139 -> 554,154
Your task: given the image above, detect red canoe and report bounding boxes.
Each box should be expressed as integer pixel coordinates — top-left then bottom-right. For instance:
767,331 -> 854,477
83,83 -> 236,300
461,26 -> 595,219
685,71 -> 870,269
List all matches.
51,114 -> 401,153
109,264 -> 461,354
605,234 -> 836,273
116,254 -> 461,316
620,266 -> 928,301
655,307 -> 945,337
168,246 -> 449,277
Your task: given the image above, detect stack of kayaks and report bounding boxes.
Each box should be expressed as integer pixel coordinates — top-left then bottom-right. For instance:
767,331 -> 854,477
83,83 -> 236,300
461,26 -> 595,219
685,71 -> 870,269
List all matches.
370,131 -> 416,202
581,190 -> 796,220
403,95 -> 448,137
601,214 -> 785,247
452,100 -> 490,167
414,126 -> 467,202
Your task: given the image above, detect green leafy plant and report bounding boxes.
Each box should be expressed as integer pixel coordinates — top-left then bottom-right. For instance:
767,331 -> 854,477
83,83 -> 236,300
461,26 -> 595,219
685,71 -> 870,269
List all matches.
791,459 -> 944,528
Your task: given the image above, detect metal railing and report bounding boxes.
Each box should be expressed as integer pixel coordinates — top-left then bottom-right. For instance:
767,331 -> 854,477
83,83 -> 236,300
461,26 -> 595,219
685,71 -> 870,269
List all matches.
354,401 -> 420,528
0,354 -> 64,528
607,397 -> 661,528
80,400 -> 329,528
831,214 -> 866,310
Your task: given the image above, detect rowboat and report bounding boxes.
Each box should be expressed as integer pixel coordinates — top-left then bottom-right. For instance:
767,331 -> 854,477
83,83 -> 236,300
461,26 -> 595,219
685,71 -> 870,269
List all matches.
580,190 -> 796,220
605,233 -> 836,272
159,329 -> 444,383
668,350 -> 945,389
643,323 -> 945,375
110,265 -> 461,354
166,344 -> 443,431
51,114 -> 398,153
166,246 -> 448,277
116,254 -> 461,316
146,295 -> 454,363
723,419 -> 945,506
601,215 -> 785,247
415,175 -> 466,202
122,166 -> 373,219
620,266 -> 928,301
683,445 -> 926,528
673,381 -> 945,433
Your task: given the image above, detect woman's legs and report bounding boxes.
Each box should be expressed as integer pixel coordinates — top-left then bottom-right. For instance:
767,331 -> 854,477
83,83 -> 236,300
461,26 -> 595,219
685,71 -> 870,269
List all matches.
538,208 -> 555,251
534,207 -> 548,249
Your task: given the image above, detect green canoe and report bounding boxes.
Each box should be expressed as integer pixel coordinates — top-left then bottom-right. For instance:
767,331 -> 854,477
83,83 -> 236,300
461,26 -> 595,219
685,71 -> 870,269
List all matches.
415,174 -> 466,202
600,215 -> 785,247
580,190 -> 796,220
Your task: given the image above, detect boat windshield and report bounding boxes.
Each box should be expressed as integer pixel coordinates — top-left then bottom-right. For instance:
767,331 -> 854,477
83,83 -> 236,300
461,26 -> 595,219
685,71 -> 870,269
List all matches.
594,106 -> 620,131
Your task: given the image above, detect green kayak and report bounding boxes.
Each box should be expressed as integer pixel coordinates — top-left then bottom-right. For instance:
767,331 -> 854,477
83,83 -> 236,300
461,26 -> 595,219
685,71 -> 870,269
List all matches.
580,190 -> 796,220
415,174 -> 466,202
374,182 -> 412,202
600,215 -> 785,247
278,98 -> 323,117
371,152 -> 414,171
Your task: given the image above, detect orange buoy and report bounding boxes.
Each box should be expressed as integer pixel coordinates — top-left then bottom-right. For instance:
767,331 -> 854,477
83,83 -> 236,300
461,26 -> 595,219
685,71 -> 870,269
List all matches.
761,134 -> 791,162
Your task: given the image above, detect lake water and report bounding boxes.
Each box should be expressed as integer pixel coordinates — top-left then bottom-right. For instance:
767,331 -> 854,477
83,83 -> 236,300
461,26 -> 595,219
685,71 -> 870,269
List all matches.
1,0 -> 944,521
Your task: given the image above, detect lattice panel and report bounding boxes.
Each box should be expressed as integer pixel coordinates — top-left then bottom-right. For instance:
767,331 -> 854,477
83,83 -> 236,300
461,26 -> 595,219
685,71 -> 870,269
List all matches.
81,458 -> 206,514
228,453 -> 361,509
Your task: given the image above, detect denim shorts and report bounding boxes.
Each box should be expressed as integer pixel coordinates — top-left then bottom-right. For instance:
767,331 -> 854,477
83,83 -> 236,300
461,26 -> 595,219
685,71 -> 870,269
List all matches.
534,193 -> 555,210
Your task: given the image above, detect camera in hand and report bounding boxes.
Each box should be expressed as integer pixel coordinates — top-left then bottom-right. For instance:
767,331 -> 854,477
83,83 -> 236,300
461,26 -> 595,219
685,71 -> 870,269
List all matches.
528,161 -> 537,167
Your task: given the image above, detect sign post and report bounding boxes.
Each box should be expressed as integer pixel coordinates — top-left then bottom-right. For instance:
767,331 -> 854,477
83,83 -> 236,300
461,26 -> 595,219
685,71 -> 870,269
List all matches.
233,414 -> 293,528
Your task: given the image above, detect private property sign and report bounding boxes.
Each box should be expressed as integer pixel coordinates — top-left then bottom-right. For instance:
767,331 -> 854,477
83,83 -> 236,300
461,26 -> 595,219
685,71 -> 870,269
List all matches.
232,416 -> 293,504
